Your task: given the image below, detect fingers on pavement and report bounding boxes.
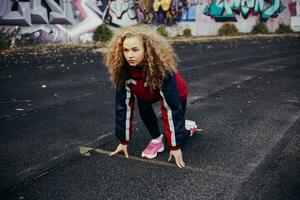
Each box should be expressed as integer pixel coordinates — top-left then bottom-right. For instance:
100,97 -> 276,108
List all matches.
109,149 -> 129,158
175,157 -> 186,168
109,150 -> 118,156
168,154 -> 173,162
124,149 -> 129,158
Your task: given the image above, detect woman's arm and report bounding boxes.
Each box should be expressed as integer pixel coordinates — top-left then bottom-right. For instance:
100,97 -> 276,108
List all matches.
115,84 -> 135,144
159,71 -> 188,150
110,84 -> 135,158
159,71 -> 188,168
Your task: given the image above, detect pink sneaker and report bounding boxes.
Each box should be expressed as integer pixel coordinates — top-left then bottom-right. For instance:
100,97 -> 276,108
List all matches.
141,141 -> 164,159
189,127 -> 197,136
185,120 -> 198,136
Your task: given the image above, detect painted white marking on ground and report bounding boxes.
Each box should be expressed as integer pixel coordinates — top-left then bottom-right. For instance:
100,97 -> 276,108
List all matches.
79,147 -> 241,178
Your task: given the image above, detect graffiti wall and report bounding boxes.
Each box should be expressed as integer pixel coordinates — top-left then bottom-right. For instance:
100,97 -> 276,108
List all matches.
0,0 -> 296,44
290,0 -> 300,31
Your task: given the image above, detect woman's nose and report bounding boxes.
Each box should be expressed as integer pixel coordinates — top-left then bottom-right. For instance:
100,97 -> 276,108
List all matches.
128,51 -> 134,58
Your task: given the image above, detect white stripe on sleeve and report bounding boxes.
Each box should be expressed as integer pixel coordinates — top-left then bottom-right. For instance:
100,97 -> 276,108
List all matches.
160,91 -> 176,147
125,85 -> 132,141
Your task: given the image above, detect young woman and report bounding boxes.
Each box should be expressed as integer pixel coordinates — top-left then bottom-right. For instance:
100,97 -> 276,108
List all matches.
105,26 -> 197,168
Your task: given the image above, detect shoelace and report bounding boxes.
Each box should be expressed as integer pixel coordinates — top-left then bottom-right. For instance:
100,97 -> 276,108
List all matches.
146,142 -> 157,150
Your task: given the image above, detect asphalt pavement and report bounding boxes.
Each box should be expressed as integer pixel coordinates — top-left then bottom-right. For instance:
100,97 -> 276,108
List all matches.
0,34 -> 300,200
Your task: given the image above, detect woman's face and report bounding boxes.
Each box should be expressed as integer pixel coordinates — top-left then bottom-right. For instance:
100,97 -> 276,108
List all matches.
123,36 -> 145,67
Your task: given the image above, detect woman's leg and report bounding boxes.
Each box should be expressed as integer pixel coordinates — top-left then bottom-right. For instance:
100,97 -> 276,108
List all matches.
137,98 -> 161,139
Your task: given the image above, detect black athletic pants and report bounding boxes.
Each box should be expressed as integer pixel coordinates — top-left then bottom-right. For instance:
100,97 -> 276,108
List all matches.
137,98 -> 187,139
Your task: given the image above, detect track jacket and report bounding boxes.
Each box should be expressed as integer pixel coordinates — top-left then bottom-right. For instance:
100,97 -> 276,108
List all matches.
115,67 -> 188,150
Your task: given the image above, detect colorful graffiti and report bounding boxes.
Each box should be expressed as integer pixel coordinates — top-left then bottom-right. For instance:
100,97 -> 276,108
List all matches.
135,0 -> 187,24
107,0 -> 137,27
0,0 -> 295,44
181,0 -> 198,21
0,0 -> 135,42
0,0 -> 75,26
289,0 -> 297,16
135,0 -> 155,23
290,0 -> 300,31
56,0 -> 109,38
203,0 -> 286,21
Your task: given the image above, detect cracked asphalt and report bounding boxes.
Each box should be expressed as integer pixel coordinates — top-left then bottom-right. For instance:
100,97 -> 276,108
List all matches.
0,35 -> 300,200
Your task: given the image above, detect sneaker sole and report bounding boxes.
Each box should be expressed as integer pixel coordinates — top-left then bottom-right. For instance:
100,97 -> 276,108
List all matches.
141,146 -> 164,159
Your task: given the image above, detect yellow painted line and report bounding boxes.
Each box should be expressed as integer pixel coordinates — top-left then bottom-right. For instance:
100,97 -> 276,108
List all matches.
79,147 -> 94,156
80,147 -> 241,178
94,148 -> 176,168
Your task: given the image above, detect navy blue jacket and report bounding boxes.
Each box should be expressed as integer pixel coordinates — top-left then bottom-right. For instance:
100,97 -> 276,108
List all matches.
115,69 -> 188,150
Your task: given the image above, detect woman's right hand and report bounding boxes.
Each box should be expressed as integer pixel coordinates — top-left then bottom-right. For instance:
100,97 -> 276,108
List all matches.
109,143 -> 129,158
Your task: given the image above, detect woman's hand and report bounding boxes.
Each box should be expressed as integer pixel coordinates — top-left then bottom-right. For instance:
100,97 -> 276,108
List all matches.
168,149 -> 185,168
109,143 -> 129,158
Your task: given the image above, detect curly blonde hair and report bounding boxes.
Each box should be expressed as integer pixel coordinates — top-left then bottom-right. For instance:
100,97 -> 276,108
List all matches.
105,25 -> 179,89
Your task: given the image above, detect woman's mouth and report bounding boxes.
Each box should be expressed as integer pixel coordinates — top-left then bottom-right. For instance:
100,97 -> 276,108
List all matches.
128,60 -> 135,64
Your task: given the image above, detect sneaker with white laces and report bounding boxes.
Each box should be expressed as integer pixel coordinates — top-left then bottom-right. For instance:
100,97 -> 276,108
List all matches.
141,140 -> 164,159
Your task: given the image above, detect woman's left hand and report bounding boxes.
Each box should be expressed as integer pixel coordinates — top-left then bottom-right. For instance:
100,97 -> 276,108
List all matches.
168,149 -> 185,168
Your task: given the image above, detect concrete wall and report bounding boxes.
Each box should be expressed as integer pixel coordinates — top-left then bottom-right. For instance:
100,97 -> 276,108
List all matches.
0,0 -> 298,44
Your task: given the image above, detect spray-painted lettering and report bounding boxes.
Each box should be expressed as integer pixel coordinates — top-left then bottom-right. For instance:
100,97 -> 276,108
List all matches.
203,0 -> 286,21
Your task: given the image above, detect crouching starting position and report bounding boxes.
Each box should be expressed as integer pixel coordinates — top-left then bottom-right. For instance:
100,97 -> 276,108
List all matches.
105,26 -> 198,168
